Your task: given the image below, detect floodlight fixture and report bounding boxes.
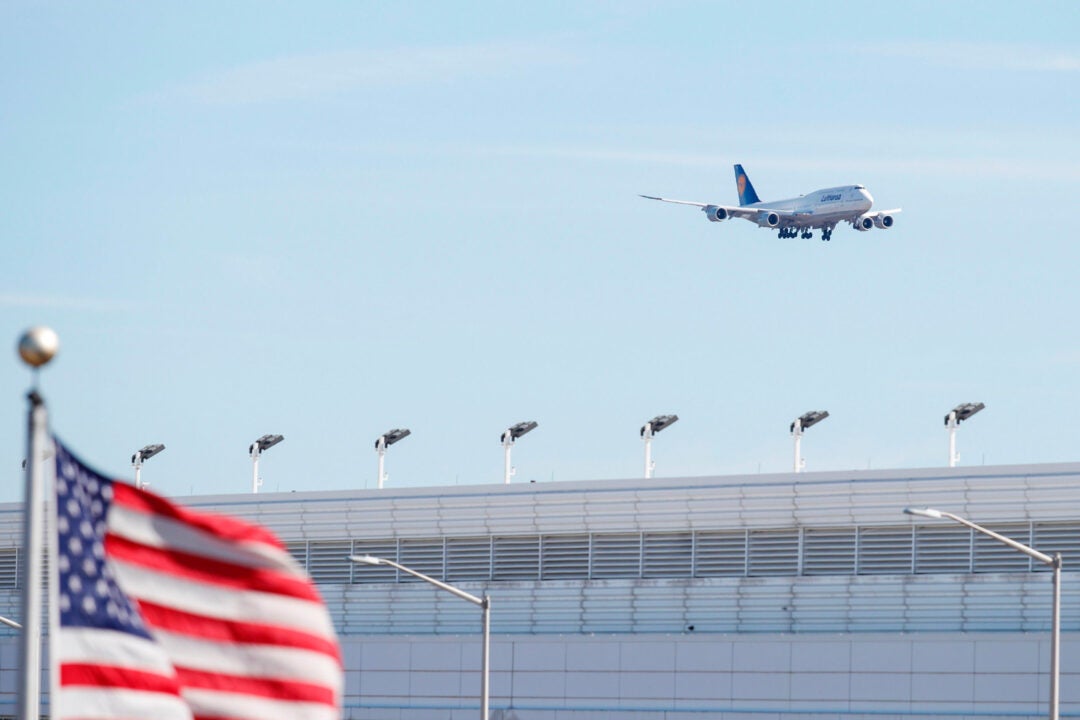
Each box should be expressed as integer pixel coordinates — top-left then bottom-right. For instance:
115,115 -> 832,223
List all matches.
376,428 -> 412,449
250,434 -> 284,455
501,421 -> 538,444
640,414 -> 679,437
641,414 -> 679,479
376,428 -> 411,489
791,410 -> 829,473
501,421 -> 538,484
945,402 -> 985,426
131,443 -> 166,491
790,410 -> 829,434
945,402 -> 985,467
903,507 -> 944,520
249,434 -> 284,493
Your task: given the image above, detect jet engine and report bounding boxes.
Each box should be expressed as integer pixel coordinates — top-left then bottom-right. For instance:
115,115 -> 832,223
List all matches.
853,215 -> 875,231
757,211 -> 780,228
873,214 -> 894,229
704,205 -> 729,222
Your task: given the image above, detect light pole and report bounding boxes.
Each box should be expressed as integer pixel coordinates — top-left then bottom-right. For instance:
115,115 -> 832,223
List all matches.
791,410 -> 829,473
249,434 -> 283,493
375,428 -> 411,489
945,402 -> 985,467
641,414 -> 678,479
131,443 -> 165,490
350,554 -> 490,720
904,507 -> 1061,720
500,421 -> 537,484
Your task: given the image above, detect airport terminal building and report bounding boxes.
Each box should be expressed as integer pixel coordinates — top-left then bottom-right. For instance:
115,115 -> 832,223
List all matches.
0,462 -> 1077,719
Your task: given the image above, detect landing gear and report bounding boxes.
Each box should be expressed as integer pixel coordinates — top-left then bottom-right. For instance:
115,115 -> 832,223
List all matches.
821,226 -> 834,242
777,226 -> 802,239
801,230 -> 813,240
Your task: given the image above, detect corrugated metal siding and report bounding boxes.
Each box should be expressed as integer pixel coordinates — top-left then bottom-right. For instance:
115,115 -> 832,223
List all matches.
1,462 -> 1079,637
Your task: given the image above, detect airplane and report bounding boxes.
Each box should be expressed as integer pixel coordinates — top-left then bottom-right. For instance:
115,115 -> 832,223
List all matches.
641,164 -> 900,241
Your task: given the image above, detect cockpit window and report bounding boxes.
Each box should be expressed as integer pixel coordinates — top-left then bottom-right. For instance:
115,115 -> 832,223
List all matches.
854,185 -> 866,190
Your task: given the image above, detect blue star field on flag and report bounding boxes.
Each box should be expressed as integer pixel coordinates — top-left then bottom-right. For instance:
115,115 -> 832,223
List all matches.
54,442 -> 150,639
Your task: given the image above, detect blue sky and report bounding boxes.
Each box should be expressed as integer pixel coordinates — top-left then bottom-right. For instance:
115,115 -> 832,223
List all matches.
2,2 -> 1078,500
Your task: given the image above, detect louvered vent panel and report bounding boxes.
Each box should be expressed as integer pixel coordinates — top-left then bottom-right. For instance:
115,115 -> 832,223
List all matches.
858,526 -> 912,575
747,529 -> 799,576
915,525 -> 970,573
591,534 -> 641,579
399,538 -> 445,581
308,540 -> 353,584
694,531 -> 746,577
0,548 -> 15,589
1033,523 -> 1080,571
974,523 -> 1031,573
283,540 -> 308,572
803,528 -> 855,575
352,540 -> 398,583
492,535 -> 539,580
446,536 -> 491,581
541,535 -> 589,579
642,532 -> 692,578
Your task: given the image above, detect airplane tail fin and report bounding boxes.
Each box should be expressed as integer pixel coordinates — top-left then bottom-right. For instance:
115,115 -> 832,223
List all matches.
734,164 -> 761,206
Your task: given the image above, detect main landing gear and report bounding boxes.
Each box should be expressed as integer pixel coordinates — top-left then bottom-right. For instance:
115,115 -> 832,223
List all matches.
781,226 -> 812,240
778,226 -> 833,241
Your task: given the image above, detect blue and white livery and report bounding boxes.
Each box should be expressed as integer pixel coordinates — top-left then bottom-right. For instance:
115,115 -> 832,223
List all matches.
642,164 -> 901,241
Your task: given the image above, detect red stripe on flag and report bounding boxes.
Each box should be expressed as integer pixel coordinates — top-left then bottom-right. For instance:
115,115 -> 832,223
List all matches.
175,666 -> 338,706
112,482 -> 284,548
138,600 -> 342,662
61,662 -> 182,695
106,533 -> 321,602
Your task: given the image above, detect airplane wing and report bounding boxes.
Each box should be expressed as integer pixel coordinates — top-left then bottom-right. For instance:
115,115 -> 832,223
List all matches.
869,208 -> 902,217
639,195 -> 755,218
638,194 -> 709,208
640,195 -> 810,224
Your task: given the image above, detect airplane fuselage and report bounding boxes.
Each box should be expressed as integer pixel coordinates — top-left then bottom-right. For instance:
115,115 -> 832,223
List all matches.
743,185 -> 873,228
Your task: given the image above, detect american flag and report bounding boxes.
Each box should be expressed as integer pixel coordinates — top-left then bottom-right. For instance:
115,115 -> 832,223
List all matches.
52,438 -> 342,720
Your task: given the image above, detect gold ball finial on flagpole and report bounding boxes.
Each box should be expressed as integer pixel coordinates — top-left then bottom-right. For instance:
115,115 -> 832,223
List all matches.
17,326 -> 59,368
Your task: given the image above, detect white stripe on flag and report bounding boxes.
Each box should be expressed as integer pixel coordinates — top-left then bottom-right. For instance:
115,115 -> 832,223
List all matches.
153,629 -> 343,687
109,503 -> 302,573
57,626 -> 176,675
110,559 -> 337,640
183,688 -> 341,720
56,687 -> 193,720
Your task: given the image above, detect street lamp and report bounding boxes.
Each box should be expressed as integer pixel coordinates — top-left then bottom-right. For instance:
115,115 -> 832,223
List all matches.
945,402 -> 985,467
790,410 -> 829,473
131,443 -> 165,490
350,554 -> 490,720
375,428 -> 411,489
248,434 -> 284,494
641,414 -> 678,479
904,507 -> 1061,720
500,421 -> 537,484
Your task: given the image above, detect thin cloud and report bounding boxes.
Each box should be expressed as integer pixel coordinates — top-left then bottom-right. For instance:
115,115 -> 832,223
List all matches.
0,293 -> 124,311
169,43 -> 575,105
466,145 -> 1080,181
859,40 -> 1080,73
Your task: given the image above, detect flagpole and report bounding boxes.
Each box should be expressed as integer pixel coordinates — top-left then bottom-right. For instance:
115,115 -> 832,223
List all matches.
17,391 -> 46,720
16,327 -> 58,720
